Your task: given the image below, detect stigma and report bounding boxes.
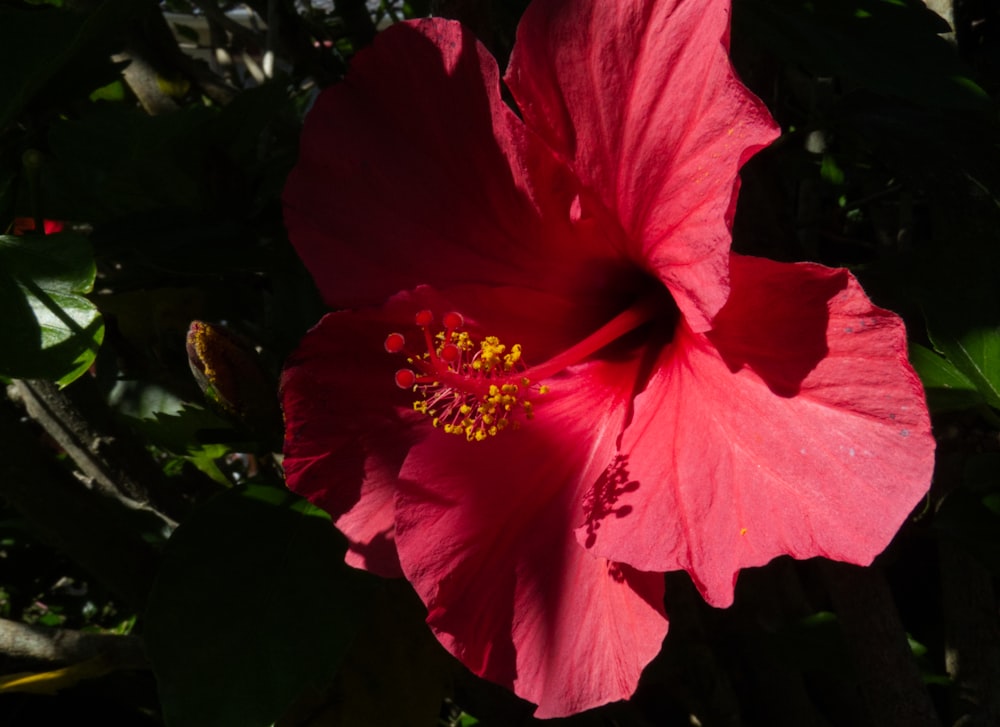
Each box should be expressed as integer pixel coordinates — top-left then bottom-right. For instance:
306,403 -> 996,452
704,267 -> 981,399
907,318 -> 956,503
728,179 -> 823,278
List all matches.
385,310 -> 548,442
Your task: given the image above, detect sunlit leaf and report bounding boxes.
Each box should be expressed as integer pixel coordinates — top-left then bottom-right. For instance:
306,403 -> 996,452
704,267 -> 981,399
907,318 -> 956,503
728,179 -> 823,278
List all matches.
909,341 -> 984,412
926,324 -> 1000,410
0,233 -> 103,385
127,404 -> 237,484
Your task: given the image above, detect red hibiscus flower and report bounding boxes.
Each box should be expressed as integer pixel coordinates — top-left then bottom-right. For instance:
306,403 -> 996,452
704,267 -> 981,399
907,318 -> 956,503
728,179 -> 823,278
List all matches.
280,0 -> 934,717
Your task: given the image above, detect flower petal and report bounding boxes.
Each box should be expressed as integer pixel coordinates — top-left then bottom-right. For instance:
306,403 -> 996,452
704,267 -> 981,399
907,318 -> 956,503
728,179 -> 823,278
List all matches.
281,307 -> 417,577
280,280 -> 626,577
394,357 -> 667,717
579,255 -> 934,607
284,18 -> 631,310
506,0 -> 779,330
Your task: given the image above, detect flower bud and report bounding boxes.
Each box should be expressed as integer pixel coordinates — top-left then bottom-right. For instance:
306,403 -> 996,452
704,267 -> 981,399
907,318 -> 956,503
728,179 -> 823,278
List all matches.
186,321 -> 280,443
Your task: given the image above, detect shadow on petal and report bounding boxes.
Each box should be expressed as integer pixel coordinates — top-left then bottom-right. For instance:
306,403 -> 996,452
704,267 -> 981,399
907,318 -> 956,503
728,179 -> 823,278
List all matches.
582,454 -> 640,550
707,257 -> 849,397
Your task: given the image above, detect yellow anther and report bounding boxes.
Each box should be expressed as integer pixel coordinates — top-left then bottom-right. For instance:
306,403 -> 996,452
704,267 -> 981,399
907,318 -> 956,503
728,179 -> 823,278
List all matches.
389,311 -> 549,443
504,344 -> 522,369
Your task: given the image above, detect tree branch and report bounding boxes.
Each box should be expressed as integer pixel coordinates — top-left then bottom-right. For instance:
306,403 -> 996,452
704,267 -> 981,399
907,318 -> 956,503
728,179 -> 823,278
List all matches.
0,618 -> 146,674
9,379 -> 179,531
0,397 -> 160,609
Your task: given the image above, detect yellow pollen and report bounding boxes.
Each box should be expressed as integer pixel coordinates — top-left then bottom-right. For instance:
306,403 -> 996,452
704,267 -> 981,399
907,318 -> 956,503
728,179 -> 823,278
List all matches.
385,294 -> 669,443
385,310 -> 548,443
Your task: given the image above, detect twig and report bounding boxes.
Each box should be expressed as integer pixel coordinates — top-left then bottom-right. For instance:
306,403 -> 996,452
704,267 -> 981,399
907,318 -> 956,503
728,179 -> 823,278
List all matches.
67,0 -> 237,107
9,379 -> 178,531
0,397 -> 160,608
143,2 -> 239,105
113,46 -> 180,116
0,617 -> 146,672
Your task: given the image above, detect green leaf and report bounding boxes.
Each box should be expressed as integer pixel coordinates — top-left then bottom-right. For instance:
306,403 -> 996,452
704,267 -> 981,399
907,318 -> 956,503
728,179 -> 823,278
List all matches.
127,404 -> 234,455
909,341 -> 984,412
180,443 -> 231,485
926,323 -> 1000,410
145,485 -> 375,727
89,79 -> 125,102
0,233 -> 103,385
820,154 -> 845,186
914,189 -> 1000,412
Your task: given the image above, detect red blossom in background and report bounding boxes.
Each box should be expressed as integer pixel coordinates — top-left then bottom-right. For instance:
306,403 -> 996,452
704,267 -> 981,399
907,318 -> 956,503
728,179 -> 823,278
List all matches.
11,218 -> 65,235
280,0 -> 935,718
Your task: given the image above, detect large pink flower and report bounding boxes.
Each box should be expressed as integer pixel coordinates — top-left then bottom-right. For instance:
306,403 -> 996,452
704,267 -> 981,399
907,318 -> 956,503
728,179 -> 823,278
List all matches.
281,0 -> 934,717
